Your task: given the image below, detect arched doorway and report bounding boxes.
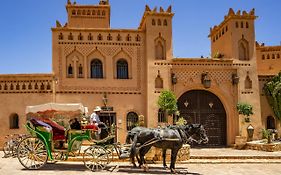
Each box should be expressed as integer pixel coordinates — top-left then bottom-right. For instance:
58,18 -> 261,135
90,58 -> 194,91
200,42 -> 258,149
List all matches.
177,90 -> 227,147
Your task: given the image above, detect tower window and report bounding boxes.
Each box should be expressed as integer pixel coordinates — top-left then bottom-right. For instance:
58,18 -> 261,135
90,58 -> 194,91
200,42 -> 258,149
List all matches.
107,34 -> 112,41
88,33 -> 93,40
68,33 -> 73,40
222,28 -> 224,35
152,19 -> 156,26
236,22 -> 239,28
126,34 -> 131,41
272,54 -> 275,59
59,33 -> 64,40
158,19 -> 162,26
164,19 -> 168,26
241,21 -> 244,28
102,10 -> 106,16
97,34 -> 103,41
262,55 -> 265,60
117,34 -> 122,41
117,59 -> 129,79
40,83 -> 45,90
226,25 -> 228,32
78,33 -> 83,40
28,83 -> 32,90
155,41 -> 165,60
277,54 -> 280,59
97,10 -> 100,16
135,34 -> 141,42
34,83 -> 38,90
246,22 -> 249,28
245,75 -> 252,89
10,113 -> 19,129
155,71 -> 163,89
22,84 -> 26,90
267,54 -> 270,59
91,59 -> 103,79
72,10 -> 76,15
16,84 -> 20,90
87,10 -> 91,15
238,38 -> 249,61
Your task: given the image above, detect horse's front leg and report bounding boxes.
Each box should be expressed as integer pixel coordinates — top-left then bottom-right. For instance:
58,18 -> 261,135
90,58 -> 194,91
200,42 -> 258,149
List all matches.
162,149 -> 168,169
170,148 -> 180,173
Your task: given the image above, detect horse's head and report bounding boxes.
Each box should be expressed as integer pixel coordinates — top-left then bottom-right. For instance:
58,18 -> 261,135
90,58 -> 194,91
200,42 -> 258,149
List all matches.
186,124 -> 208,144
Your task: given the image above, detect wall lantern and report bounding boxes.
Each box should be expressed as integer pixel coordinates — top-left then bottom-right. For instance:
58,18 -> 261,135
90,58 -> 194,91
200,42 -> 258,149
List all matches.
102,93 -> 108,107
171,73 -> 177,85
247,124 -> 254,141
201,72 -> 211,88
232,73 -> 239,85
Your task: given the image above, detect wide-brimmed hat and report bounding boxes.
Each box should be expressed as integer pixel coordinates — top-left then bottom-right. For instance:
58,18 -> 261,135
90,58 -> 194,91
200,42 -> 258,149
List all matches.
93,106 -> 102,112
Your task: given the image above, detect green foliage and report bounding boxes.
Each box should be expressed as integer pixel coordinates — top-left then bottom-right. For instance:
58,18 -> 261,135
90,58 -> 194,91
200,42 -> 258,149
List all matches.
263,72 -> 281,121
157,90 -> 178,115
261,128 -> 271,139
236,102 -> 253,117
176,117 -> 187,126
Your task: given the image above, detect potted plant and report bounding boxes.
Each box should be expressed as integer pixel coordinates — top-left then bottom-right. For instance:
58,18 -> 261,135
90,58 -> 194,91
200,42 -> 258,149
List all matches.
236,102 -> 253,123
157,90 -> 178,125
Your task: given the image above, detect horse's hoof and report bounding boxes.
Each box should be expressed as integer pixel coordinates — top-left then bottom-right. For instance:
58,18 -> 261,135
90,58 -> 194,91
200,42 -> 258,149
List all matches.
171,168 -> 177,174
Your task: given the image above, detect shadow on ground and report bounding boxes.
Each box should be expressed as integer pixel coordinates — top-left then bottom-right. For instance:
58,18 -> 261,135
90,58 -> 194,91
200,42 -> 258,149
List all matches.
21,163 -> 201,174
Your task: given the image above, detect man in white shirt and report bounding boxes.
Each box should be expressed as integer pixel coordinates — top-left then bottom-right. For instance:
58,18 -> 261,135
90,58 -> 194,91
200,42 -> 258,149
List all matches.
90,106 -> 102,133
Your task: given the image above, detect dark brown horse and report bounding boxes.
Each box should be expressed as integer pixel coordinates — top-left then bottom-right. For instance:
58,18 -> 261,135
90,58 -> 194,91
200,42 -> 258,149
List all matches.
129,124 -> 208,173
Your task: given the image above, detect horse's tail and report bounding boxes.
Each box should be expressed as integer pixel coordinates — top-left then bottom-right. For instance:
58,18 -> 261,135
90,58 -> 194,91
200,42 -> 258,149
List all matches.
125,131 -> 133,144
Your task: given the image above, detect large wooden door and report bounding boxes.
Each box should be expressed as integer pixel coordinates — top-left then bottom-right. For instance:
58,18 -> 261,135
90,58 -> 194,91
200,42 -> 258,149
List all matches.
177,90 -> 226,147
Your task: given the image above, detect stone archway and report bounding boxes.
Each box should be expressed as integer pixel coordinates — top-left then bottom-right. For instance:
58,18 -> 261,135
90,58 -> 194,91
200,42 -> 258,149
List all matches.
177,90 -> 227,147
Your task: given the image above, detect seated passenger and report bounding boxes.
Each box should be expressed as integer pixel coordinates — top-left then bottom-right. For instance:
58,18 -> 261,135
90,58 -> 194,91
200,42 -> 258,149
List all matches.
69,118 -> 81,130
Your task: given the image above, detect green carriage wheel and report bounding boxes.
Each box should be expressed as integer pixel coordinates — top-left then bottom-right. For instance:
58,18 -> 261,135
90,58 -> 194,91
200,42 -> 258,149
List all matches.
17,137 -> 48,170
83,145 -> 109,171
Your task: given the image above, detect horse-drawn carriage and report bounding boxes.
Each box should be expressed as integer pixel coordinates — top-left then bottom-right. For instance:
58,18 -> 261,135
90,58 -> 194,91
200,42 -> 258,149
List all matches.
17,103 -> 118,171
16,103 -> 208,173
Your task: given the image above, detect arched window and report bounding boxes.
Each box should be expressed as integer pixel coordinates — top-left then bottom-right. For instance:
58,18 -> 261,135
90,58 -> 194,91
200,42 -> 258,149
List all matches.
266,116 -> 275,129
28,83 -> 32,90
97,34 -> 103,40
78,33 -> 83,40
22,84 -> 26,90
87,10 -> 91,15
158,19 -> 162,26
236,21 -> 239,28
155,72 -> 163,89
272,54 -> 275,59
126,34 -> 131,41
102,10 -> 106,16
163,19 -> 167,26
246,22 -> 249,28
59,33 -> 63,40
107,34 -> 112,41
91,59 -> 103,78
78,64 -> 83,78
68,64 -> 73,77
155,41 -> 164,60
245,75 -> 252,89
262,55 -> 265,60
127,112 -> 139,131
88,33 -> 93,40
72,10 -> 76,15
238,38 -> 249,61
277,54 -> 280,59
10,113 -> 19,129
241,21 -> 244,28
152,19 -> 156,26
267,54 -> 270,59
158,109 -> 166,123
68,33 -> 73,40
40,83 -> 45,90
117,59 -> 129,79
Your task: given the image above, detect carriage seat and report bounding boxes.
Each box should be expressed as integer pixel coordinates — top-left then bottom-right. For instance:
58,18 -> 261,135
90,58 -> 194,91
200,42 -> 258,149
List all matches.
30,118 -> 66,141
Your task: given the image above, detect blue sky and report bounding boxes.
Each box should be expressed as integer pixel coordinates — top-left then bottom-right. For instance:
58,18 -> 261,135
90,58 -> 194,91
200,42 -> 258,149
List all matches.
0,0 -> 280,74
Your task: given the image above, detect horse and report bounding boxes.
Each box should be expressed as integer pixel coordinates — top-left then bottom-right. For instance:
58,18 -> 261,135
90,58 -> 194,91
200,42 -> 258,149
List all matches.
129,124 -> 208,173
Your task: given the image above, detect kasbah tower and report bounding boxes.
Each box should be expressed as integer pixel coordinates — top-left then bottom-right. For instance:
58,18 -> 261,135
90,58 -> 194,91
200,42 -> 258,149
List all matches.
0,0 -> 280,148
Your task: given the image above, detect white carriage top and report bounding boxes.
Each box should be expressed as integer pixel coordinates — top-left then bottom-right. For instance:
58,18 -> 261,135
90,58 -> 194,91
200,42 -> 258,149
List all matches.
25,103 -> 86,114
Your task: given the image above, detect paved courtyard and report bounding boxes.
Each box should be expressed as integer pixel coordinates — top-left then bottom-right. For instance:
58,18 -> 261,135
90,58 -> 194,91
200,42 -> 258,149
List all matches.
1,150 -> 281,175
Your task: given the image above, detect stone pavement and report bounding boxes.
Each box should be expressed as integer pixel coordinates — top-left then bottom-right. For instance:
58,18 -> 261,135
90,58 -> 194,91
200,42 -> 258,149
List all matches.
1,149 -> 281,175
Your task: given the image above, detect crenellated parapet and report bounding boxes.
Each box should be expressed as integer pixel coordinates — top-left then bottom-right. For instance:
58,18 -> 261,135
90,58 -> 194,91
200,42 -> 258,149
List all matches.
139,5 -> 174,29
0,74 -> 53,93
209,8 -> 257,38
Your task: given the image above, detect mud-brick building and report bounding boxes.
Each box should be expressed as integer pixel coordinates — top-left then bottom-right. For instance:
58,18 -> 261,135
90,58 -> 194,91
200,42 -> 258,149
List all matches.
0,0 -> 281,148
